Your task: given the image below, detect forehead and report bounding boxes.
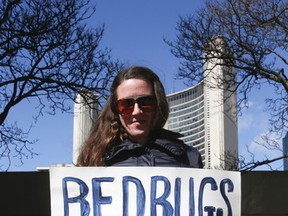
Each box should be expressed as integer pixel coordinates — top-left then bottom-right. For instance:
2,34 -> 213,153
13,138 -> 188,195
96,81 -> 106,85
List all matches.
116,78 -> 154,99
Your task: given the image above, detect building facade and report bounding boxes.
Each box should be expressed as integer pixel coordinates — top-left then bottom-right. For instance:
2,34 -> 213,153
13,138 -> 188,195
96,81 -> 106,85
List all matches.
165,83 -> 206,162
165,79 -> 238,169
165,39 -> 238,169
73,92 -> 99,164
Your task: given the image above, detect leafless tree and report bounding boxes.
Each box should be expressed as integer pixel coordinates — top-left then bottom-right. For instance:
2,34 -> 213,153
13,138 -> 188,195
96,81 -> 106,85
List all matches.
217,135 -> 287,172
0,0 -> 121,170
165,0 -> 287,170
213,150 -> 240,171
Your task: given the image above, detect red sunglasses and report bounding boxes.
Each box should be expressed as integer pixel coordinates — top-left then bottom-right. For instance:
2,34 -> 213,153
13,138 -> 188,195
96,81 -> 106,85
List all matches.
116,96 -> 156,115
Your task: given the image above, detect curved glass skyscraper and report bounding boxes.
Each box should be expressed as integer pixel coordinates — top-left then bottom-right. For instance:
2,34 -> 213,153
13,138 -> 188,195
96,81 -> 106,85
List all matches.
166,78 -> 238,169
165,38 -> 238,169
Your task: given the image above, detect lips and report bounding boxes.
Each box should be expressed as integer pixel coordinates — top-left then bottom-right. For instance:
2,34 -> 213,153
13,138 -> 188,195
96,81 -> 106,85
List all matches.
130,119 -> 147,127
131,120 -> 144,125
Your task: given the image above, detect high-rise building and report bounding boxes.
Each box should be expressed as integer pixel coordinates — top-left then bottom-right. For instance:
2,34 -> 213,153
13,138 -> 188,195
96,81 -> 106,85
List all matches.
165,38 -> 238,169
283,132 -> 288,171
73,92 -> 99,164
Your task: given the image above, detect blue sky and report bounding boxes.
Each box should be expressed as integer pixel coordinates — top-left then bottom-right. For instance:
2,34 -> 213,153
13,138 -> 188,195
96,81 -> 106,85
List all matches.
7,0 -> 283,171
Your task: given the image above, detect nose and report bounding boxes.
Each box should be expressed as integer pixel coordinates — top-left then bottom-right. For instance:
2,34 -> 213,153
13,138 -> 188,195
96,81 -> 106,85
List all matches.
131,102 -> 143,115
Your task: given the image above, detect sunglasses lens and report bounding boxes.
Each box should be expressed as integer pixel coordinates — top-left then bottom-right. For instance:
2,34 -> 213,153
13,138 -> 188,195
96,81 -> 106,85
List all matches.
137,97 -> 155,111
116,96 -> 155,115
116,98 -> 134,115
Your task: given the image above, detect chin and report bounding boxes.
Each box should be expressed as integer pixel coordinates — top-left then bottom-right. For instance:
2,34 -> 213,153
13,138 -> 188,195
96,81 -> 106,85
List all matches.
131,131 -> 149,141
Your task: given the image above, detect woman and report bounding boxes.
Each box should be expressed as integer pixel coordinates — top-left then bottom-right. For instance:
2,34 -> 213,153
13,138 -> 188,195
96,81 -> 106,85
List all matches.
77,66 -> 203,168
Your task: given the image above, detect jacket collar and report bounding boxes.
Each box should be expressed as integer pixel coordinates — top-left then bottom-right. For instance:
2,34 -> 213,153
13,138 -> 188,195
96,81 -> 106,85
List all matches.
106,129 -> 186,160
153,136 -> 186,156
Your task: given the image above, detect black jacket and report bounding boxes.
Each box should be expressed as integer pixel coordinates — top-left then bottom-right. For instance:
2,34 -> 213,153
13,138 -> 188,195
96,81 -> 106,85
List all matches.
104,129 -> 203,168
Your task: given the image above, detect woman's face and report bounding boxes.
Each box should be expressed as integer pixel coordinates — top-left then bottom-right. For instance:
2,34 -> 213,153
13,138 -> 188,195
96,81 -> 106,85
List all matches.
116,78 -> 156,144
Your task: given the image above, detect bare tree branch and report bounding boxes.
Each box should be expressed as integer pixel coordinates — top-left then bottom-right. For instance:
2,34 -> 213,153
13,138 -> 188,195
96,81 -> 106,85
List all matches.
165,0 -> 287,171
165,0 -> 287,134
0,0 -> 121,170
241,153 -> 288,174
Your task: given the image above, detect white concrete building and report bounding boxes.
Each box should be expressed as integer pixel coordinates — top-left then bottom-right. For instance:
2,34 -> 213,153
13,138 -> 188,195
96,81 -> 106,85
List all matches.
165,38 -> 238,169
72,92 -> 98,164
165,79 -> 238,169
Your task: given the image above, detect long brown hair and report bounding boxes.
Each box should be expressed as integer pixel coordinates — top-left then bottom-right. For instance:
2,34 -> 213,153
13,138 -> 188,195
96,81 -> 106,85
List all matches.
77,66 -> 169,166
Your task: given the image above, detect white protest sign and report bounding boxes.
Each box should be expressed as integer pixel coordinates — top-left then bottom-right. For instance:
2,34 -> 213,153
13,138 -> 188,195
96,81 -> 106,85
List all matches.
50,167 -> 241,216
